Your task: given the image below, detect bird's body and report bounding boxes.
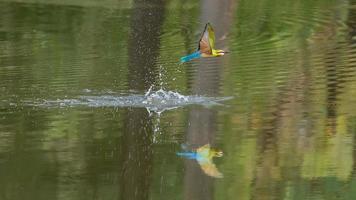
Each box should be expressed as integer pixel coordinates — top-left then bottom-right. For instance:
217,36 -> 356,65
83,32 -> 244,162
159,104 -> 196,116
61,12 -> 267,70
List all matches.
180,23 -> 227,63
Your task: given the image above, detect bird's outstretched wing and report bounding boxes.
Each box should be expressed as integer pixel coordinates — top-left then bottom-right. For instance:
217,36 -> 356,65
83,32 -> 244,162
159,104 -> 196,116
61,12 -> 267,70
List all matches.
199,162 -> 224,178
198,23 -> 216,55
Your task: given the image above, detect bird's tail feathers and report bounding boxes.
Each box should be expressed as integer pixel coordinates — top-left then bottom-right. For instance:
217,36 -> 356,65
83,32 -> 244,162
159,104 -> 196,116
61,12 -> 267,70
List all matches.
180,51 -> 201,63
176,152 -> 197,159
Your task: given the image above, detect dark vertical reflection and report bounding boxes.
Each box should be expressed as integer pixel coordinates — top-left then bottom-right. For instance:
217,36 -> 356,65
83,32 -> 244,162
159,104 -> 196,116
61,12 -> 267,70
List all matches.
347,1 -> 356,44
119,0 -> 165,199
325,56 -> 339,136
183,1 -> 237,200
127,0 -> 165,91
120,108 -> 154,200
324,24 -> 348,136
347,3 -> 356,177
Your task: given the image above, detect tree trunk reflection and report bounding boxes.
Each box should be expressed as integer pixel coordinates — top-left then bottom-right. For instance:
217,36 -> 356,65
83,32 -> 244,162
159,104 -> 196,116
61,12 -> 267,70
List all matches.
120,0 -> 165,199
183,0 -> 237,200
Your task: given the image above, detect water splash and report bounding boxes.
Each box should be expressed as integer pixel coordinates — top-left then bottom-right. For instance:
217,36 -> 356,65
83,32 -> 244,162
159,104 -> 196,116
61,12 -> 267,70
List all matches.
143,86 -> 189,107
29,87 -> 233,113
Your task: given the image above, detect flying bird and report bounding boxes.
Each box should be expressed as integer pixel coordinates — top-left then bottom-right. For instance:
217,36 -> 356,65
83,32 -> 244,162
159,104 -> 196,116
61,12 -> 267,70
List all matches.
180,23 -> 227,63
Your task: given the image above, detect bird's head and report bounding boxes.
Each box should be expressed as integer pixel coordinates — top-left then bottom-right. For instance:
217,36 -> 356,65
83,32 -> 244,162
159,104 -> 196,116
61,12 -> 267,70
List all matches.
215,49 -> 229,56
213,150 -> 223,157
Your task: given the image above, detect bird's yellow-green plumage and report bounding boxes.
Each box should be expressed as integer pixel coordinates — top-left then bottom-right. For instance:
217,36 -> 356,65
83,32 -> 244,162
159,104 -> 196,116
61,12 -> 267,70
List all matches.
198,23 -> 224,57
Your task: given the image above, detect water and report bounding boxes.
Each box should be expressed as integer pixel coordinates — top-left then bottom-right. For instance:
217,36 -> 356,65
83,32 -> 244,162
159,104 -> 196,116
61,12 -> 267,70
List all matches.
1,0 -> 356,199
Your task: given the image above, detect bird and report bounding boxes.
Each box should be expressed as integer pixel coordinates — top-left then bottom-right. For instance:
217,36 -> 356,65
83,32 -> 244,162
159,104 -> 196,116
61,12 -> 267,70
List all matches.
180,23 -> 227,63
177,144 -> 224,178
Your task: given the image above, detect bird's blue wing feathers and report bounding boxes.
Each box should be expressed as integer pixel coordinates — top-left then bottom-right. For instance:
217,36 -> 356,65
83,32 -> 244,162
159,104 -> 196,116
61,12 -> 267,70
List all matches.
176,152 -> 197,159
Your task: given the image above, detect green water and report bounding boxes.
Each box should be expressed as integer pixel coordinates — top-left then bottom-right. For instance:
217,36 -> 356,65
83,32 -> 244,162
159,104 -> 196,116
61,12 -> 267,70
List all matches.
1,0 -> 356,199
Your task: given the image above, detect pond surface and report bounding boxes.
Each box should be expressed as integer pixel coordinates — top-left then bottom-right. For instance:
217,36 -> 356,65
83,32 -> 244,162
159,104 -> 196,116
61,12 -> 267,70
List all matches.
1,0 -> 356,199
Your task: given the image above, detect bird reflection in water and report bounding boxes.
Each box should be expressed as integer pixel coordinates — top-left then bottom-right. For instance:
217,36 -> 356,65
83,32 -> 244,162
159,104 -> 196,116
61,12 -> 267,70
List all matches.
177,144 -> 223,178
